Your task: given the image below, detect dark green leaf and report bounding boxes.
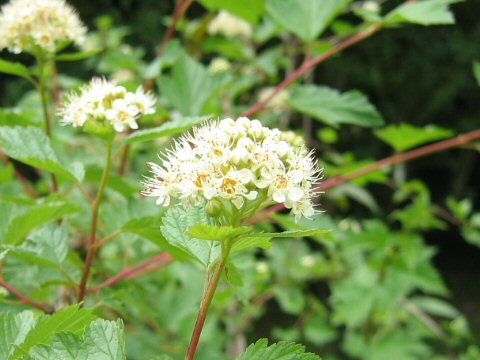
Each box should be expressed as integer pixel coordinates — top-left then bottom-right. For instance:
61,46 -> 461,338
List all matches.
0,126 -> 84,182
0,58 -> 32,80
55,49 -> 102,61
473,61 -> 480,86
124,115 -> 211,144
289,85 -> 384,127
267,0 -> 352,41
251,229 -> 330,238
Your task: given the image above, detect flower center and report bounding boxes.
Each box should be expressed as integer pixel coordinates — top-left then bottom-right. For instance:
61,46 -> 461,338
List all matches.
221,177 -> 238,194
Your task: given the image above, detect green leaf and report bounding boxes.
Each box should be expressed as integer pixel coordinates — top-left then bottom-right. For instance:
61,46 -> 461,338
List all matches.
473,61 -> 480,86
385,0 -> 460,26
55,48 -> 102,61
11,305 -> 97,360
0,126 -> 84,182
236,338 -> 320,360
188,224 -> 253,241
2,200 -> 82,245
375,123 -> 454,152
161,207 -> 220,267
124,115 -> 211,144
251,229 -> 330,238
0,312 -> 36,360
0,58 -> 32,80
159,55 -> 220,116
231,236 -> 272,253
199,0 -> 266,24
267,0 -> 352,41
289,85 -> 384,127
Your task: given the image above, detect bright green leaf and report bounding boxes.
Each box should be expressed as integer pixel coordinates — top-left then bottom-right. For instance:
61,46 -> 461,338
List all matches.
159,55 -> 220,116
473,61 -> 480,86
385,0 -> 460,26
237,338 -> 320,360
0,312 -> 36,360
124,115 -> 211,144
231,236 -> 272,253
267,0 -> 352,41
0,58 -> 32,80
0,126 -> 85,182
375,123 -> 454,152
188,224 -> 253,241
199,0 -> 266,24
289,85 -> 384,127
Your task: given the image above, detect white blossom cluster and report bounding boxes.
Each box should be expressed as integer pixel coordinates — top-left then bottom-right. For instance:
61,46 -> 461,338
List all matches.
144,117 -> 322,222
0,0 -> 86,54
208,11 -> 253,39
58,78 -> 157,133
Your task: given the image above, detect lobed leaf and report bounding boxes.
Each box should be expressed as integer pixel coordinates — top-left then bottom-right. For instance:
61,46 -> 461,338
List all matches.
237,338 -> 320,359
188,224 -> 253,241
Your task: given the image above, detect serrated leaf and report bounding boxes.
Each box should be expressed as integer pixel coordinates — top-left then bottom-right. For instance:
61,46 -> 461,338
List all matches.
251,229 -> 330,238
237,338 -> 320,360
159,55 -> 220,116
0,312 -> 36,360
3,200 -> 82,245
0,58 -> 32,80
289,85 -> 384,127
124,115 -> 211,144
55,48 -> 102,61
0,126 -> 84,182
160,206 -> 220,267
385,0 -> 460,26
231,236 -> 272,253
199,0 -> 266,24
188,224 -> 253,241
83,320 -> 125,360
11,305 -> 97,360
267,0 -> 352,41
375,123 -> 454,152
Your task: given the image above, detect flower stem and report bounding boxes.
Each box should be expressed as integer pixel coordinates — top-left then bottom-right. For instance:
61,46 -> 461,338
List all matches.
185,242 -> 232,360
77,139 -> 114,302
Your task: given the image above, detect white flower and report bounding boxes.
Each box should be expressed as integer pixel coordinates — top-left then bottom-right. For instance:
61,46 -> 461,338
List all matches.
208,11 -> 253,39
143,117 -> 322,222
0,0 -> 86,54
209,57 -> 231,74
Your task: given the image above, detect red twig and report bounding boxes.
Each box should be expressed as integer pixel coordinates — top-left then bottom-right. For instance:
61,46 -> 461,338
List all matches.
88,252 -> 173,293
0,276 -> 53,313
241,24 -> 382,117
256,129 -> 480,219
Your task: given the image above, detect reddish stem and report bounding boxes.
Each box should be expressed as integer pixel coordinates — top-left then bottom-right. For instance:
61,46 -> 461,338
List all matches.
256,129 -> 480,219
0,153 -> 39,197
241,24 -> 382,117
0,276 -> 53,313
89,252 -> 173,293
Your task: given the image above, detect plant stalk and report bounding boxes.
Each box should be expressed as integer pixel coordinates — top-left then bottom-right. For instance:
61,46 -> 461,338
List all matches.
185,242 -> 232,360
77,139 -> 114,302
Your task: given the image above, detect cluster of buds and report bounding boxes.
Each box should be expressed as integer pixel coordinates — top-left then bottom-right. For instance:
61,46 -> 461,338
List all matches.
0,0 -> 86,54
144,117 -> 321,222
58,78 -> 156,134
208,11 -> 253,39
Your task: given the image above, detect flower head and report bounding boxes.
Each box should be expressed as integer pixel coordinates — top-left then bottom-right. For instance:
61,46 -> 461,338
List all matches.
58,77 -> 156,134
208,11 -> 253,39
143,117 -> 322,222
0,0 -> 86,54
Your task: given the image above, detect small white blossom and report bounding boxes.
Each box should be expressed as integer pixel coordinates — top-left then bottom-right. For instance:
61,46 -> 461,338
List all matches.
208,11 -> 253,39
258,87 -> 290,110
209,57 -> 232,74
143,117 -> 322,222
0,0 -> 87,54
58,78 -> 157,133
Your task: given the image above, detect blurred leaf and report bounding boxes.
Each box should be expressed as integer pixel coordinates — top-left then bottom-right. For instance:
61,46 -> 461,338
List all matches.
304,313 -> 337,346
0,126 -> 84,182
0,312 -> 36,360
237,338 -> 320,359
273,286 -> 306,315
0,59 -> 32,80
329,183 -> 380,213
124,115 -> 211,144
375,123 -> 453,151
11,305 -> 97,360
159,55 -> 219,116
290,85 -> 384,127
161,206 -> 220,267
55,49 -> 102,61
252,229 -> 330,238
267,0 -> 352,41
474,61 -> 480,85
385,0 -> 460,26
199,0 -> 266,24
188,224 -> 253,241
410,296 -> 460,319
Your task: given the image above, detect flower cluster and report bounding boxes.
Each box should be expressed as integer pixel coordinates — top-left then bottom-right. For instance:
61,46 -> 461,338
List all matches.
58,78 -> 156,133
208,11 -> 253,39
144,117 -> 322,222
0,0 -> 86,54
